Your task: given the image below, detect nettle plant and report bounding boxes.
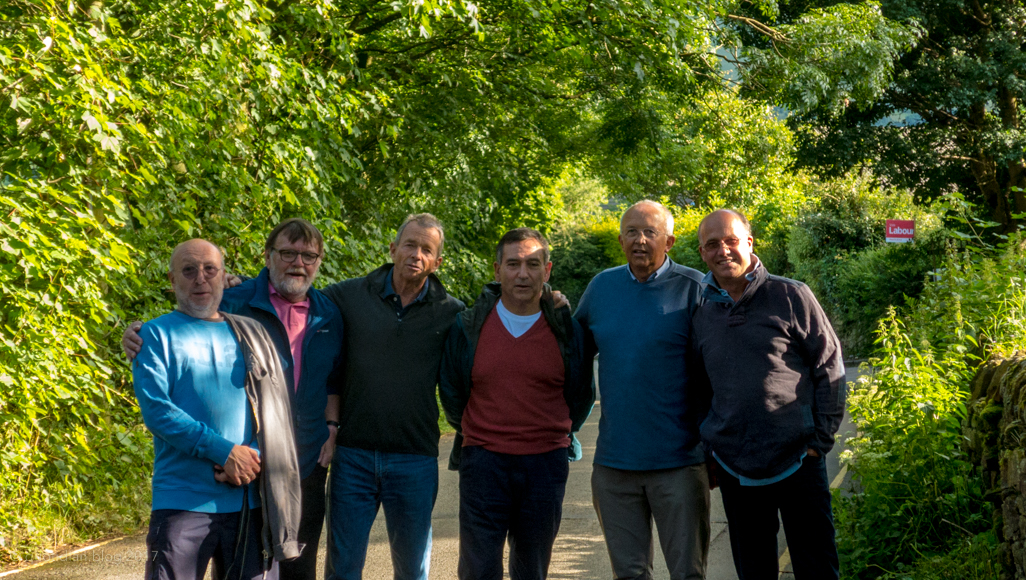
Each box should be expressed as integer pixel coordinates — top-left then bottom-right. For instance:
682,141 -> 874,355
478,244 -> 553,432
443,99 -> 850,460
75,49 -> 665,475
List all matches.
836,235 -> 1026,578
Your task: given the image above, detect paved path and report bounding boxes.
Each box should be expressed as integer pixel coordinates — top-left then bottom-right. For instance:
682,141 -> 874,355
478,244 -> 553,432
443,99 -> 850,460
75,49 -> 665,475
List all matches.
4,365 -> 860,580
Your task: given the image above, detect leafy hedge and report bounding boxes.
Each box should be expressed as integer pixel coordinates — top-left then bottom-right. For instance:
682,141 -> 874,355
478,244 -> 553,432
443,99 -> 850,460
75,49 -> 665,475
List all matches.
837,234 -> 1026,578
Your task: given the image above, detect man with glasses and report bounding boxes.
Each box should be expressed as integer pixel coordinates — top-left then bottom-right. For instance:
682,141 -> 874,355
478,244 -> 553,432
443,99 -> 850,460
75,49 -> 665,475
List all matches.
132,238 -> 301,580
125,220 -> 344,580
691,209 -> 844,579
574,200 -> 711,579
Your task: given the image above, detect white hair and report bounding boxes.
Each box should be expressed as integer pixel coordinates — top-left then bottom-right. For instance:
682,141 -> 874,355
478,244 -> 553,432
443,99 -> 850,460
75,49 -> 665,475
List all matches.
620,200 -> 674,234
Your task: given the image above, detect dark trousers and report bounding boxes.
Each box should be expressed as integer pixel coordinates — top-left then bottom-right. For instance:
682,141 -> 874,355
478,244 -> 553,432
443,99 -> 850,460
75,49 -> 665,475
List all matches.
718,454 -> 839,580
145,507 -> 276,580
280,464 -> 329,580
458,446 -> 569,580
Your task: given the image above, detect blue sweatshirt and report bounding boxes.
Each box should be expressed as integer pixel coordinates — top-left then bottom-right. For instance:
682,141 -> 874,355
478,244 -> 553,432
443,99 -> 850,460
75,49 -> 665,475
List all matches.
574,260 -> 706,470
132,310 -> 257,513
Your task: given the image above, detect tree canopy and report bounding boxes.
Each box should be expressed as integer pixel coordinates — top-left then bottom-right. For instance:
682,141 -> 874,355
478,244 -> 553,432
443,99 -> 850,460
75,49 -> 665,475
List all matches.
785,0 -> 1026,231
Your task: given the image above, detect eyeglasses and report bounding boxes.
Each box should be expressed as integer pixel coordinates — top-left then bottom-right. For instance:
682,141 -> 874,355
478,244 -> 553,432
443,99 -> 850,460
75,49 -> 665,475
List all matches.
273,248 -> 321,265
622,228 -> 665,241
702,237 -> 742,252
181,265 -> 223,280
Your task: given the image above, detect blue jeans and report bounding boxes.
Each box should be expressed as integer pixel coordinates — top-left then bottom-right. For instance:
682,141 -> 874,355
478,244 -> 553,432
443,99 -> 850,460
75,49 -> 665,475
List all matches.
458,446 -> 569,580
718,454 -> 839,580
326,446 -> 438,580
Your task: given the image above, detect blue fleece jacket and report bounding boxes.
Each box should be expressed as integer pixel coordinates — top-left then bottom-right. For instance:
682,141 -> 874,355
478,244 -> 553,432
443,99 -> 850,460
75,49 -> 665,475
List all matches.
133,310 -> 258,513
220,268 -> 344,479
574,260 -> 706,471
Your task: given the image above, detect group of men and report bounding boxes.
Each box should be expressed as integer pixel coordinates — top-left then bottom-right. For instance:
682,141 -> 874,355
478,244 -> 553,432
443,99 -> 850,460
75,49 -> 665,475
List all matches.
127,201 -> 846,580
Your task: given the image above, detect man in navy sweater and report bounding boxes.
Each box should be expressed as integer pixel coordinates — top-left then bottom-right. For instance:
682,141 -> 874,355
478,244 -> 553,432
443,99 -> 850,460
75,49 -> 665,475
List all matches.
574,201 -> 710,580
691,209 -> 845,580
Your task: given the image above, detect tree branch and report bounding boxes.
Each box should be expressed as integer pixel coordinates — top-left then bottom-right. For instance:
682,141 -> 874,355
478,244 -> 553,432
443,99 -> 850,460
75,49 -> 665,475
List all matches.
725,14 -> 789,44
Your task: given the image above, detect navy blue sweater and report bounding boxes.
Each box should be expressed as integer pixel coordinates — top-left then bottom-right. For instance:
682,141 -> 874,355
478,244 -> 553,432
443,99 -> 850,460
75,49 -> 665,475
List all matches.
691,265 -> 846,480
574,260 -> 706,471
220,268 -> 344,479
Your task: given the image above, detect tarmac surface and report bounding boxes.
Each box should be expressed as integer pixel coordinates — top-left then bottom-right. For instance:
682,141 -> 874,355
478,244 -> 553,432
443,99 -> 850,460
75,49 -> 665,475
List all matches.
3,365 -> 860,580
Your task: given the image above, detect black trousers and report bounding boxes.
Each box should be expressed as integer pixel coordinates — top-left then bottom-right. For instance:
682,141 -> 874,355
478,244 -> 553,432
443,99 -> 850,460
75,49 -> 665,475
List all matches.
145,507 -> 276,580
457,446 -> 569,580
718,454 -> 839,580
280,464 -> 329,580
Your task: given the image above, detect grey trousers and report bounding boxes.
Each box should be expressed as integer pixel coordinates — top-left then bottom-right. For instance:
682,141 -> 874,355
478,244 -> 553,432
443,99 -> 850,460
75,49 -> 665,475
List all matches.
592,463 -> 711,580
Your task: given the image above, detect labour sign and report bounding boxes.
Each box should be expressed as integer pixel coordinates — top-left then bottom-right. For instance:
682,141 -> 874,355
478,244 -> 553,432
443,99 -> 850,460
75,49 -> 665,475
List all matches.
886,220 -> 915,243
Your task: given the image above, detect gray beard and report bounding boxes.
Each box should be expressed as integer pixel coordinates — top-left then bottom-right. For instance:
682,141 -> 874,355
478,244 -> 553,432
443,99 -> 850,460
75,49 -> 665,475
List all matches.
271,270 -> 313,301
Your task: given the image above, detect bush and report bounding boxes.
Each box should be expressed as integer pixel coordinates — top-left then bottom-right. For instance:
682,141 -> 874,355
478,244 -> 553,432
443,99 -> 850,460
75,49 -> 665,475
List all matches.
828,231 -> 945,356
549,216 -> 622,308
787,174 -> 945,357
837,235 -> 1026,579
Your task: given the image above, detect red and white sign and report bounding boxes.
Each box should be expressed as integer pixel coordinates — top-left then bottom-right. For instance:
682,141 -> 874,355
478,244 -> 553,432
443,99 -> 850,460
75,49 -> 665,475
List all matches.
886,220 -> 915,243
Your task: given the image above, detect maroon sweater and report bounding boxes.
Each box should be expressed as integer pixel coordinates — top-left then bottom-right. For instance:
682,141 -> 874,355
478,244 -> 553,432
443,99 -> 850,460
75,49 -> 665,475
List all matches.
462,309 -> 570,455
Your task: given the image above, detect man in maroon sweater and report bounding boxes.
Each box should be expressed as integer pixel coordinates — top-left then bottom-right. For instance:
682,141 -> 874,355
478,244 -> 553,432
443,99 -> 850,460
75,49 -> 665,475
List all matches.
440,228 -> 594,580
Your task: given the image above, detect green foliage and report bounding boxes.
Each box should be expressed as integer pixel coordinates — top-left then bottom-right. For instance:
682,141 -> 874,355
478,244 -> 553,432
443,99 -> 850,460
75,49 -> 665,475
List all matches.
549,224 -> 616,309
837,235 -> 1026,578
0,0 -> 945,563
787,0 -> 1026,231
786,173 -> 944,356
733,2 -> 921,115
873,532 -> 999,580
594,89 -> 807,210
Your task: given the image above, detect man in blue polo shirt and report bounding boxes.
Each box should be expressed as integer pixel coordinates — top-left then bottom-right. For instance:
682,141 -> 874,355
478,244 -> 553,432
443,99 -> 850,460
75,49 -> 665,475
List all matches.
574,200 -> 711,580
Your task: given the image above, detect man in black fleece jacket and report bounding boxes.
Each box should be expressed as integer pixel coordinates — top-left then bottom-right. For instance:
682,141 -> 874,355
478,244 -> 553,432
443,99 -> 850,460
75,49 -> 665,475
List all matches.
691,209 -> 846,580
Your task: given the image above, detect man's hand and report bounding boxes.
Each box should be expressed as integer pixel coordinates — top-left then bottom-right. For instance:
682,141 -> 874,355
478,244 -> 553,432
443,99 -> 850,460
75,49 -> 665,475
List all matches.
807,447 -> 821,458
226,274 -> 243,288
706,459 -> 719,490
552,290 -> 571,311
122,321 -> 144,361
220,445 -> 261,486
318,425 -> 338,467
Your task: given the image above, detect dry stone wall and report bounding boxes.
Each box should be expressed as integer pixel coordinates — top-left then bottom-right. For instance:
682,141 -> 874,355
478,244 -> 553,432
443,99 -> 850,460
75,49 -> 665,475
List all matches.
965,352 -> 1026,579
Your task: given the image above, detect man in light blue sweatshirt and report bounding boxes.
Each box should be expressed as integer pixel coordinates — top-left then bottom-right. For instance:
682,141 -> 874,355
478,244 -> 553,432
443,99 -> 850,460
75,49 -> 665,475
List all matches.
574,201 -> 710,580
132,239 -> 271,580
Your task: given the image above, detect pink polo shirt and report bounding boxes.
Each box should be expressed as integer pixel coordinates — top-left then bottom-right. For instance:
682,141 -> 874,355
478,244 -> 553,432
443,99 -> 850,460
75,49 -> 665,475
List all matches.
268,282 -> 310,391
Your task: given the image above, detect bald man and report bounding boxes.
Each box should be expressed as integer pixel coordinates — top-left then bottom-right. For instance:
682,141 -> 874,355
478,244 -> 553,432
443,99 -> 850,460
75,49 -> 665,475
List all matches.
132,239 -> 293,580
574,201 -> 711,580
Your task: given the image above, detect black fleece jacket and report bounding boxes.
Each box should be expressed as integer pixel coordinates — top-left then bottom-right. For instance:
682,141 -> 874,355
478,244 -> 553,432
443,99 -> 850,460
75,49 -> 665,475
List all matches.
321,264 -> 465,457
691,265 -> 846,480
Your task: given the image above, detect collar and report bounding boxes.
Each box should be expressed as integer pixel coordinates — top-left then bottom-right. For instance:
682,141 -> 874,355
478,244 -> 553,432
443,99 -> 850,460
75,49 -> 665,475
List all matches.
627,255 -> 672,283
702,256 -> 762,304
381,266 -> 429,303
268,281 -> 310,308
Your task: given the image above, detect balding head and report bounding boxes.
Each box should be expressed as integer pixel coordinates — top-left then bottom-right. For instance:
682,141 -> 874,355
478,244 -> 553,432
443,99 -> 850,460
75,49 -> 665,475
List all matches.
621,200 -> 674,235
168,239 -> 225,321
169,239 -> 223,272
618,200 -> 677,282
697,209 -> 750,245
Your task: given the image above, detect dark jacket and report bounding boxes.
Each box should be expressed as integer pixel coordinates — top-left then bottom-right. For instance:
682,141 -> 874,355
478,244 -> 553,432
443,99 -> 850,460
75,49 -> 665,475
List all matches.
221,268 -> 344,478
222,313 -> 303,564
439,282 -> 595,471
321,264 -> 466,457
691,264 -> 846,480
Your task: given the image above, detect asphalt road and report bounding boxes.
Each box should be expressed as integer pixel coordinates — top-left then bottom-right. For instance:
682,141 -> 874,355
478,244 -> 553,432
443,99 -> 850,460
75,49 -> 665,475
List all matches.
4,365 -> 860,580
